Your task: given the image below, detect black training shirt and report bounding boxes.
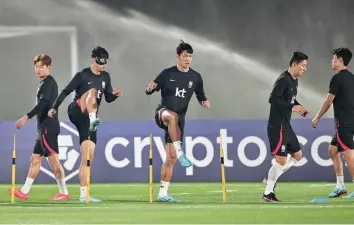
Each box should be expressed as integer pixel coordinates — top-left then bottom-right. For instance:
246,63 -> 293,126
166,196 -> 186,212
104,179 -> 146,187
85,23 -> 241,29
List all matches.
27,75 -> 60,134
268,71 -> 300,129
52,68 -> 117,111
329,69 -> 354,126
146,66 -> 207,114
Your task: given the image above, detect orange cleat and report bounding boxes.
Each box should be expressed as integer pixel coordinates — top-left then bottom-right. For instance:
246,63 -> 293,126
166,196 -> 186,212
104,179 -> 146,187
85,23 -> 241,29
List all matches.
8,188 -> 28,200
49,193 -> 71,201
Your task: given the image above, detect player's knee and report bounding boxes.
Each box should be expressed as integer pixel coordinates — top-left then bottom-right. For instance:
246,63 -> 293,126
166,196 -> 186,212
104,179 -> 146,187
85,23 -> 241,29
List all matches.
275,156 -> 287,166
168,112 -> 179,124
343,151 -> 354,162
165,156 -> 177,166
292,151 -> 302,161
30,156 -> 41,168
328,145 -> 338,158
343,153 -> 347,162
87,89 -> 97,104
89,88 -> 97,95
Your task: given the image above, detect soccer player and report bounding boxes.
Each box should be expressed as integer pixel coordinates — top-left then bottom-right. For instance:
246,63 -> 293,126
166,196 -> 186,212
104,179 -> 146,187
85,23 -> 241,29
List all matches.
8,54 -> 70,200
48,46 -> 123,203
312,47 -> 354,199
263,51 -> 309,202
146,40 -> 210,202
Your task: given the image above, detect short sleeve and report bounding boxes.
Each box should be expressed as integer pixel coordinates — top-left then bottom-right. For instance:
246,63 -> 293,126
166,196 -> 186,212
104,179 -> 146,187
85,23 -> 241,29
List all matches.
329,75 -> 340,96
153,69 -> 166,92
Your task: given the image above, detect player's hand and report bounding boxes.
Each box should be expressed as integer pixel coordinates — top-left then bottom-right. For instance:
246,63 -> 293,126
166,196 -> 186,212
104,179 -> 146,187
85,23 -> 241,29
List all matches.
15,115 -> 29,129
312,117 -> 320,128
48,109 -> 57,118
292,105 -> 308,116
201,100 -> 211,108
146,82 -> 157,92
112,88 -> 123,97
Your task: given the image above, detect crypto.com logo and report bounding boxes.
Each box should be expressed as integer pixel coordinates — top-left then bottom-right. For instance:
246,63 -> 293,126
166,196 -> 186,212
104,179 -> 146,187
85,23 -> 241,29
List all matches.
40,122 -> 80,182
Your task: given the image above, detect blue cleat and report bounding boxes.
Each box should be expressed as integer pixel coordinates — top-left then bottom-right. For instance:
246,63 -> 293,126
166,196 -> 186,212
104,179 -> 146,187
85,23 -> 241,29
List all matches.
178,155 -> 192,168
328,186 -> 347,198
89,118 -> 101,132
156,195 -> 181,203
343,192 -> 354,199
79,196 -> 101,203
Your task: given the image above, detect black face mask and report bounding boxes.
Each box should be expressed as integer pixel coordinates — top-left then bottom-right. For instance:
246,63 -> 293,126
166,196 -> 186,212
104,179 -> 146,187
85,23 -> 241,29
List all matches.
95,57 -> 108,65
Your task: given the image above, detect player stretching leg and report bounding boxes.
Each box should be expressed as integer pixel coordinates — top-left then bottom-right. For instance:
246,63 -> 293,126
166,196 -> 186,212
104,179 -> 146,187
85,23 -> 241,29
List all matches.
146,41 -> 210,202
48,46 -> 123,203
263,52 -> 309,202
9,54 -> 70,200
312,48 -> 354,199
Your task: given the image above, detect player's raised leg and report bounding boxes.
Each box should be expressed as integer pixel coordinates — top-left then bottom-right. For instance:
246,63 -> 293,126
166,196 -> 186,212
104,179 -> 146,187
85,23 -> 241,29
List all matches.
79,89 -> 101,132
160,109 -> 191,167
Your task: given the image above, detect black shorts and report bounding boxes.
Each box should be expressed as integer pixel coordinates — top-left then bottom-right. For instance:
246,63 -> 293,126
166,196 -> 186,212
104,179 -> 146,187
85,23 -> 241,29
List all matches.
330,135 -> 337,147
335,125 -> 354,151
154,108 -> 185,144
267,125 -> 301,156
68,100 -> 97,144
33,132 -> 59,157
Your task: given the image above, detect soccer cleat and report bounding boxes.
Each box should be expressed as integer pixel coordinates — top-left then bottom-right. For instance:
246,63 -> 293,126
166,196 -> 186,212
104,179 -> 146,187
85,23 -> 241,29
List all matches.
328,186 -> 347,198
262,177 -> 277,193
343,192 -> 354,199
156,194 -> 181,203
262,192 -> 280,202
178,155 -> 192,167
79,196 -> 101,203
49,193 -> 71,201
8,188 -> 28,200
89,118 -> 101,131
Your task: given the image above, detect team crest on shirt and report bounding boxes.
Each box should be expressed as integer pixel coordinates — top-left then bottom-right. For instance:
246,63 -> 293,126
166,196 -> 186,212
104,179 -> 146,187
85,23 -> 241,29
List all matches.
102,81 -> 106,89
281,145 -> 286,152
291,95 -> 296,104
188,81 -> 193,88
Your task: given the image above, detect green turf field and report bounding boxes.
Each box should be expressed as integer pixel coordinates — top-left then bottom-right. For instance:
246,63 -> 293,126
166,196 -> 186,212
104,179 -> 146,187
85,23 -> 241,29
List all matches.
0,182 -> 353,224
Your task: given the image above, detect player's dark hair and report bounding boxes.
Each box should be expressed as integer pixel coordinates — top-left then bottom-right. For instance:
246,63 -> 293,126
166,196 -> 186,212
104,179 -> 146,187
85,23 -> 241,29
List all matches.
176,40 -> 193,55
33,54 -> 52,66
332,47 -> 352,66
289,51 -> 308,66
91,46 -> 109,59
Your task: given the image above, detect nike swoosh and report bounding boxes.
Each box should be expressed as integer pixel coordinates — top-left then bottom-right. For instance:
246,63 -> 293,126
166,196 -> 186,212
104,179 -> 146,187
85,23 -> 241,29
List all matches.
88,82 -> 93,84
170,79 -> 175,81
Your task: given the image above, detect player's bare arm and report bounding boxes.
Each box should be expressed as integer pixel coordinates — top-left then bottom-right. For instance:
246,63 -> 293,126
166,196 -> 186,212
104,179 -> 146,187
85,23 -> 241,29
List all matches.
312,93 -> 335,128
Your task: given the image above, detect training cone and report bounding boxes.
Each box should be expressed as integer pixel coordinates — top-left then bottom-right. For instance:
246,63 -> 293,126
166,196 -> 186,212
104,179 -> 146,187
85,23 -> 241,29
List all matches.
311,198 -> 329,203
